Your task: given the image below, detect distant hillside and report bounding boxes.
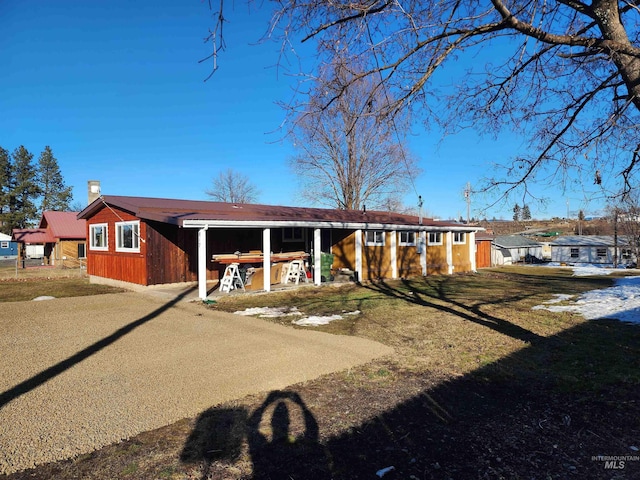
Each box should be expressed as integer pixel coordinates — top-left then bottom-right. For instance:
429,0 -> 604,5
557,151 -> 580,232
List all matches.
476,218 -> 615,237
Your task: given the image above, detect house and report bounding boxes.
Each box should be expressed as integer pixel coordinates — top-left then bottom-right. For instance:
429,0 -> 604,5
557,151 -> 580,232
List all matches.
0,232 -> 18,259
12,211 -> 86,267
549,235 -> 636,266
492,235 -> 543,265
77,195 -> 483,299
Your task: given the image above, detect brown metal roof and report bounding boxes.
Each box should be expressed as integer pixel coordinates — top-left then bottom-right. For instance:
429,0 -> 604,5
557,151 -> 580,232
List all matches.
39,211 -> 86,239
78,195 -> 470,229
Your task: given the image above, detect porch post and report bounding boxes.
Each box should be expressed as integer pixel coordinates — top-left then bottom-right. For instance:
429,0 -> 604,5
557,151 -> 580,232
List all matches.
446,231 -> 454,274
390,230 -> 397,279
420,231 -> 427,276
469,231 -> 477,272
355,229 -> 363,282
314,228 -> 321,286
263,228 -> 271,292
197,227 -> 208,300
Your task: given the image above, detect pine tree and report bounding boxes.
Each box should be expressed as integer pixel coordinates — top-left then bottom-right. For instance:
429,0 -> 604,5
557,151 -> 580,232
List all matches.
10,146 -> 40,229
522,204 -> 532,221
38,146 -> 72,212
513,204 -> 521,222
0,147 -> 13,235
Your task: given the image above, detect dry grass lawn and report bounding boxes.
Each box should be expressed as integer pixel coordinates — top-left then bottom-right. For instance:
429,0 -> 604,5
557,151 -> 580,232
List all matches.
3,266 -> 640,479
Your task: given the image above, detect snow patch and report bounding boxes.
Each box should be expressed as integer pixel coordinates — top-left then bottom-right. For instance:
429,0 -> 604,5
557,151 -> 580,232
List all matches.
32,296 -> 55,301
234,306 -> 361,326
533,276 -> 640,324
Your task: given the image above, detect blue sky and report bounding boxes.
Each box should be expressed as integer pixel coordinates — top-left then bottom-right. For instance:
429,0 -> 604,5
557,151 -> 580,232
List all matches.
1,1 -> 602,220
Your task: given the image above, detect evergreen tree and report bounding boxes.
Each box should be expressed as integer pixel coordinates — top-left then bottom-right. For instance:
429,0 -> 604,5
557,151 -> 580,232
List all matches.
513,204 -> 521,222
10,146 -> 40,229
38,146 -> 72,212
522,204 -> 532,221
0,147 -> 14,235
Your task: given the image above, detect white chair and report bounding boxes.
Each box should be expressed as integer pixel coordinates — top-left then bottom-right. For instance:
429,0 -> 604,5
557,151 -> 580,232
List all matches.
284,260 -> 308,284
219,263 -> 245,293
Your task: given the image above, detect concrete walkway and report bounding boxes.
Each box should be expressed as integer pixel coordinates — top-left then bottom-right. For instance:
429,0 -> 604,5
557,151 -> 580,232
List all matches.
0,293 -> 392,474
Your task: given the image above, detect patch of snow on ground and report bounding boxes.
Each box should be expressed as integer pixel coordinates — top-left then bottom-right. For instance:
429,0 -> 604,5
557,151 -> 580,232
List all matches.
32,296 -> 55,301
233,306 -> 302,318
293,315 -> 344,326
533,276 -> 640,324
234,306 -> 361,326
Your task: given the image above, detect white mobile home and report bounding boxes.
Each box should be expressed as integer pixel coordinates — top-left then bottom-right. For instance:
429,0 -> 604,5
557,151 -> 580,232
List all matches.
549,235 -> 636,266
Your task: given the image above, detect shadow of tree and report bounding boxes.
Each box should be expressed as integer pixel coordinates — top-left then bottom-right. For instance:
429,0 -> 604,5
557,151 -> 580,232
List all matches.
0,286 -> 198,409
183,317 -> 640,479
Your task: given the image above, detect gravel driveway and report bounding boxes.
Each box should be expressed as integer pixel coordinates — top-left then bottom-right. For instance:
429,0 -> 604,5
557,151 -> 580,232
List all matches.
0,292 -> 392,474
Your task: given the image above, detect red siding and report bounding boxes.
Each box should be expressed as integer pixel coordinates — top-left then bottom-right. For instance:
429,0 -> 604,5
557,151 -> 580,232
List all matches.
86,206 -> 148,285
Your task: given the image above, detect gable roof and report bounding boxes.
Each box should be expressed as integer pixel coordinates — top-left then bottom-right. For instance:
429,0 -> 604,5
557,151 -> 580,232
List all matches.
39,211 -> 86,239
0,232 -> 12,242
79,195 -> 481,231
493,235 -> 541,248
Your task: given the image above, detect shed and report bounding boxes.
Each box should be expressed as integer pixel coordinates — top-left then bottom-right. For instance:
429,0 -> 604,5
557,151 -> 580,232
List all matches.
492,235 -> 543,265
78,195 -> 484,299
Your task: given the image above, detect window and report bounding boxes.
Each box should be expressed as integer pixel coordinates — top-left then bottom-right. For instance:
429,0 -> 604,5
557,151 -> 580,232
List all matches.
365,230 -> 385,246
398,231 -> 416,246
283,227 -> 304,242
570,248 -> 579,258
428,232 -> 442,245
0,241 -> 8,249
596,248 -> 607,258
78,243 -> 86,259
89,224 -> 108,251
453,232 -> 466,244
622,249 -> 633,260
116,221 -> 140,252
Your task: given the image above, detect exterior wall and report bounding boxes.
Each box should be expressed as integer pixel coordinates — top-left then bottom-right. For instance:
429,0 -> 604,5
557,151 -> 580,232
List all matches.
330,229 -> 357,272
362,231 -> 392,280
426,240 -> 448,275
53,240 -> 86,267
452,238 -> 472,273
146,221 -> 202,284
397,242 -> 422,277
86,206 -> 148,285
551,246 -> 621,265
1,241 -> 18,259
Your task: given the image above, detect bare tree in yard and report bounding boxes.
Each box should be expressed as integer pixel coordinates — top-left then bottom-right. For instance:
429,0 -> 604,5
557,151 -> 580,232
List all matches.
207,1 -> 640,206
289,59 -> 418,210
205,168 -> 260,203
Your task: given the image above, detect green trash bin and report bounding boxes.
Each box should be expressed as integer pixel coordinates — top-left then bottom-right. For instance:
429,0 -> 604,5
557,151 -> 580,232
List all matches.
320,253 -> 334,282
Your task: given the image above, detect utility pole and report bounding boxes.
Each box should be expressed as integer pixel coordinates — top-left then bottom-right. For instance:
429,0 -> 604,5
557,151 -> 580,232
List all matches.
464,182 -> 471,224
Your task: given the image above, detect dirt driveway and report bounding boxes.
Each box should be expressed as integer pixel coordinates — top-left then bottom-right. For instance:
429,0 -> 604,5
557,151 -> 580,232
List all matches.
0,292 -> 392,475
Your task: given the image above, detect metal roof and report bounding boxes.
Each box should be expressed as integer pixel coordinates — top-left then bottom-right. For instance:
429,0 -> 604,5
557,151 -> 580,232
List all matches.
12,228 -> 55,244
549,235 -> 633,247
78,195 -> 483,231
39,211 -> 86,239
493,235 -> 541,248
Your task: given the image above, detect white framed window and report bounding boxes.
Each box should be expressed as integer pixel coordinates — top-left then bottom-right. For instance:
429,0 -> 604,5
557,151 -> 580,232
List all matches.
89,223 -> 108,251
453,232 -> 466,244
0,241 -> 8,249
622,249 -> 633,260
596,248 -> 607,258
570,248 -> 579,258
398,231 -> 416,246
115,221 -> 140,252
428,232 -> 442,245
365,230 -> 385,246
283,227 -> 304,242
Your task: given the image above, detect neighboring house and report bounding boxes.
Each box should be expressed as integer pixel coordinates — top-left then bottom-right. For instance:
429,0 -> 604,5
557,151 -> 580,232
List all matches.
492,235 -> 543,265
0,232 -> 18,259
77,195 -> 484,299
550,235 -> 636,266
12,211 -> 86,267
